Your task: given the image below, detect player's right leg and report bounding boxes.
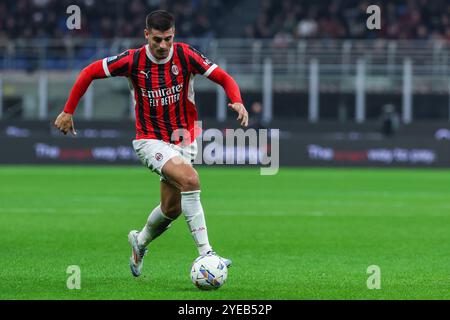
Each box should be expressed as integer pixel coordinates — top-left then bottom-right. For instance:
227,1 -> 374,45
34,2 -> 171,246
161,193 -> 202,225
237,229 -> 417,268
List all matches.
136,180 -> 182,247
128,180 -> 182,277
128,139 -> 182,277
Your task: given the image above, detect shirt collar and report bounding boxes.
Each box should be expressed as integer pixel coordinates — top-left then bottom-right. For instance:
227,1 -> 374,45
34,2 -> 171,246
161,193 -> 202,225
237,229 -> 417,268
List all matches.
145,44 -> 174,64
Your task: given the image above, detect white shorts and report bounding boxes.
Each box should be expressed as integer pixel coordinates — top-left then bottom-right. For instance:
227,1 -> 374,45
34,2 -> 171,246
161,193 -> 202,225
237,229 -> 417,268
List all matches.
132,139 -> 198,181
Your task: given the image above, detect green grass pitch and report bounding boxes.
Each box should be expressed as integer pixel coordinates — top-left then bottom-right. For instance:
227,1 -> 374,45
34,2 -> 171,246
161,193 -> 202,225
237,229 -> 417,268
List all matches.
0,166 -> 449,300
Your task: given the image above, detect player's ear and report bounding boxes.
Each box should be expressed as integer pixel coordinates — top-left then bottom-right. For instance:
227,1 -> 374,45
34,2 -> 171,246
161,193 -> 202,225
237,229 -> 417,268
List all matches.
144,28 -> 150,40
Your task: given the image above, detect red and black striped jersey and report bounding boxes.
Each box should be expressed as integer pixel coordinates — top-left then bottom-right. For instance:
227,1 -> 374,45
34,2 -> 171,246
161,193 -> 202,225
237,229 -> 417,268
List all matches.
101,42 -> 218,143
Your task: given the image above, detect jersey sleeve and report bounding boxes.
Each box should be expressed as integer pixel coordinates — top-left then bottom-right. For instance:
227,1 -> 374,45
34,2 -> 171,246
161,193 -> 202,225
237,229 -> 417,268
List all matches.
186,45 -> 218,77
101,50 -> 133,78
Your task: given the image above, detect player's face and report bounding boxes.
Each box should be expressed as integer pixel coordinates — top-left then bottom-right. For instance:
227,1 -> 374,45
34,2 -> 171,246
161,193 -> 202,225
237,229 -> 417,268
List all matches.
145,28 -> 175,60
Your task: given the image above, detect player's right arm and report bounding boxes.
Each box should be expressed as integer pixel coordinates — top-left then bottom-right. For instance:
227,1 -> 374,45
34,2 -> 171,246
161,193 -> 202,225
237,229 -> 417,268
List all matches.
54,50 -> 133,135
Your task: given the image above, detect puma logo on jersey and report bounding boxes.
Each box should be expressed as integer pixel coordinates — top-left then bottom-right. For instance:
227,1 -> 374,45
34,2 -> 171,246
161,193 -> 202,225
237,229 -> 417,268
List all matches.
140,70 -> 151,78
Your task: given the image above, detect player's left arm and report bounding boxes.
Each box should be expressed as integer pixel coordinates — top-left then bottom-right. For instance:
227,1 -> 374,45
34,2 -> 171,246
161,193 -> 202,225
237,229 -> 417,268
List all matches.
207,67 -> 248,127
186,45 -> 248,127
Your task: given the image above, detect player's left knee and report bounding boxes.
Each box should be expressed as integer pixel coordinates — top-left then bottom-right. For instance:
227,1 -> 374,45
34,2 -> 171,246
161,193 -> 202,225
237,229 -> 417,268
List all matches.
180,172 -> 200,192
162,203 -> 182,220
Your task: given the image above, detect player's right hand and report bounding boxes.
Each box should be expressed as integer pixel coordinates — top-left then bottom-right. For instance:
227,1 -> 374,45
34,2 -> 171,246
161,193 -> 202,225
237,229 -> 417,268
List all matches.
54,111 -> 77,135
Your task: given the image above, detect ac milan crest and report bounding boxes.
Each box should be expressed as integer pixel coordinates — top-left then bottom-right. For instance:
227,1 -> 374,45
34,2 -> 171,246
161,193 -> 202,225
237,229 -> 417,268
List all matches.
171,64 -> 179,76
155,153 -> 164,161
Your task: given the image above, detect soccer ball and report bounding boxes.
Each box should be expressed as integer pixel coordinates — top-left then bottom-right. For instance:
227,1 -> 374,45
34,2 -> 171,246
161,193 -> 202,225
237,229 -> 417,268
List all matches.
190,254 -> 228,290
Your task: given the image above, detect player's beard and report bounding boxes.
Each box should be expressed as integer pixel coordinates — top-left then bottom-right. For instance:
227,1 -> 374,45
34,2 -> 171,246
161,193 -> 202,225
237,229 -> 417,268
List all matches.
149,42 -> 172,60
156,49 -> 169,59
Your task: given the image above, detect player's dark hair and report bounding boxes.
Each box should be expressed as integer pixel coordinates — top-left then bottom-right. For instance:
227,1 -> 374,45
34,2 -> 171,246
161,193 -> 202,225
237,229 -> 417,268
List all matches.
146,10 -> 175,31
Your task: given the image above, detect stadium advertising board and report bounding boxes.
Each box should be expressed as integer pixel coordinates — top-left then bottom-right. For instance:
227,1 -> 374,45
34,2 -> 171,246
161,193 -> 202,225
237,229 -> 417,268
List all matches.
0,136 -> 449,168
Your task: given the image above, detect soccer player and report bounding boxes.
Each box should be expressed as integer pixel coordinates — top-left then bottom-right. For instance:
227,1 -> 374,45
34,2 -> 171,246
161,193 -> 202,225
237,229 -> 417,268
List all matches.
54,10 -> 248,277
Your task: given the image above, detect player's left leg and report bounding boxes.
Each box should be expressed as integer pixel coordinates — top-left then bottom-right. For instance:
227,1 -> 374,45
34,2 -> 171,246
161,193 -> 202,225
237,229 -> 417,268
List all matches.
161,158 -> 232,267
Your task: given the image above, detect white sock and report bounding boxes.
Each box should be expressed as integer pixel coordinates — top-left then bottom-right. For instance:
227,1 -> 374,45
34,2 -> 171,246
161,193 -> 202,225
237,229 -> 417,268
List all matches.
181,190 -> 212,255
137,205 -> 173,247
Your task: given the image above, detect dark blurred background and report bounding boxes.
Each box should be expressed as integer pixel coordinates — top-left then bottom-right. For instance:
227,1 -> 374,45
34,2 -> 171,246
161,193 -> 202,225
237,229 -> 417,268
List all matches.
2,0 -> 450,40
1,0 -> 450,167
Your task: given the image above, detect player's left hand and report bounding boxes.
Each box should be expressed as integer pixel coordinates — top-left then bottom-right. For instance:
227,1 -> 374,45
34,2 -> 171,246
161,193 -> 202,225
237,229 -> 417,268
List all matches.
228,102 -> 249,127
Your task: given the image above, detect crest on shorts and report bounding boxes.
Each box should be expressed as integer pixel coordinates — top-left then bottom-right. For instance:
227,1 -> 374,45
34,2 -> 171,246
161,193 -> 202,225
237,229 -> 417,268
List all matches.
155,153 -> 164,161
171,64 -> 179,76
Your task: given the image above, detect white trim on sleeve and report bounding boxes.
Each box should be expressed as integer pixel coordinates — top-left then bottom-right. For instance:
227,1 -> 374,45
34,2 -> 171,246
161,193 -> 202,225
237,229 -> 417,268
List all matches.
203,64 -> 218,78
102,58 -> 112,77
